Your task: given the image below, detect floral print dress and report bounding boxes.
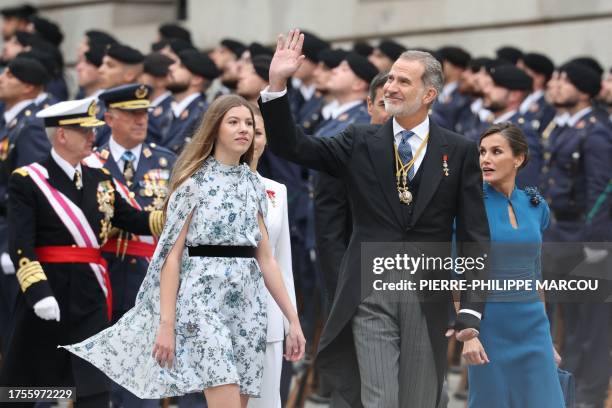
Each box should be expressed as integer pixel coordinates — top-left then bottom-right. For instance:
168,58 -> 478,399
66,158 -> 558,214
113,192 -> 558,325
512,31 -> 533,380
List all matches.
63,156 -> 269,398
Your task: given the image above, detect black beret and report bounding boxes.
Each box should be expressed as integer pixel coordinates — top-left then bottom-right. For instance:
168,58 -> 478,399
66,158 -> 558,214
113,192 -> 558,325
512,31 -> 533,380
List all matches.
1,4 -> 36,19
18,49 -> 58,76
469,57 -> 495,73
560,62 -> 601,97
377,39 -> 406,61
151,39 -> 167,52
221,38 -> 246,58
568,56 -> 604,77
14,30 -> 35,47
318,48 -> 347,69
143,52 -> 174,77
489,65 -> 533,91
168,38 -> 195,55
159,23 -> 192,44
300,31 -> 330,62
437,46 -> 471,69
352,41 -> 373,57
178,50 -> 220,80
86,30 -> 118,47
29,16 -> 63,46
522,53 -> 554,80
252,55 -> 272,82
496,46 -> 523,64
99,84 -> 152,110
345,52 -> 379,83
106,43 -> 144,64
7,56 -> 50,86
15,31 -> 64,69
84,42 -> 106,67
248,42 -> 274,57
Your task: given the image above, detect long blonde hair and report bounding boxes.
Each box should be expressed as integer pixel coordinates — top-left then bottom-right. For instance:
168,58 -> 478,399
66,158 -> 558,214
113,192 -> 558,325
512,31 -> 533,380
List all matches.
165,95 -> 256,212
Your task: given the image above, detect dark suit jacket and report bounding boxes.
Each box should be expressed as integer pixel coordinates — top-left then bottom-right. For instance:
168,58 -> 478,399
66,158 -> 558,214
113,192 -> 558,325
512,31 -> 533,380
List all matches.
260,94 -> 490,406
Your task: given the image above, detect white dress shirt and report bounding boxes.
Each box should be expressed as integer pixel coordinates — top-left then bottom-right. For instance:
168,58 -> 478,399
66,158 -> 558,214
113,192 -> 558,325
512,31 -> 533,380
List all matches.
172,92 -> 200,118
392,116 -> 429,174
493,109 -> 517,124
51,148 -> 82,181
3,99 -> 34,125
109,136 -> 142,172
151,91 -> 172,108
519,89 -> 545,114
567,106 -> 592,127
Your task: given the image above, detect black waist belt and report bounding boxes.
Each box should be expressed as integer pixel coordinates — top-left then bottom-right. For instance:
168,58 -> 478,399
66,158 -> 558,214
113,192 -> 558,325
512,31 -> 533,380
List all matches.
553,210 -> 585,221
187,245 -> 256,258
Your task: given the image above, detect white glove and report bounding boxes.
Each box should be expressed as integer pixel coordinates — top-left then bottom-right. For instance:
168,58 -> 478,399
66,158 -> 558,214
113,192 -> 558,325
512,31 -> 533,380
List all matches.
583,247 -> 609,264
33,296 -> 61,322
1,252 -> 15,274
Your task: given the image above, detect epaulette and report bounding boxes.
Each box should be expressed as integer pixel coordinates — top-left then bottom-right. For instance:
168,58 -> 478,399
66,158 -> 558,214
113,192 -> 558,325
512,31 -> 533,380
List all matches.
12,167 -> 29,177
147,142 -> 174,156
99,167 -> 111,175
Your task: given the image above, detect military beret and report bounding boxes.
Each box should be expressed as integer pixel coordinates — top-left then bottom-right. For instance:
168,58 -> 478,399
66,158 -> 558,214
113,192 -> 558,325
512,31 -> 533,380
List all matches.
377,40 -> 406,61
84,42 -> 106,67
14,30 -> 35,47
522,53 -> 554,80
98,84 -> 152,110
568,56 -> 604,77
22,32 -> 64,70
221,38 -> 246,58
18,49 -> 58,76
168,38 -> 195,55
437,46 -> 471,69
85,30 -> 118,47
159,23 -> 192,44
106,43 -> 144,64
248,42 -> 274,57
345,52 -> 379,84
252,55 -> 272,82
469,57 -> 495,73
7,56 -> 50,86
318,48 -> 348,69
151,39 -> 167,52
301,31 -> 330,63
178,50 -> 220,80
496,46 -> 523,64
489,65 -> 533,91
1,4 -> 36,19
352,41 -> 373,57
560,62 -> 601,97
37,98 -> 104,128
29,16 -> 63,46
143,52 -> 174,77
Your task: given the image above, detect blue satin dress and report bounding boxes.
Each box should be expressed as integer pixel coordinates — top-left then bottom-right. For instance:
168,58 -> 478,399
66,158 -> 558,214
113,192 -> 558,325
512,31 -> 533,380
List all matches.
468,183 -> 564,408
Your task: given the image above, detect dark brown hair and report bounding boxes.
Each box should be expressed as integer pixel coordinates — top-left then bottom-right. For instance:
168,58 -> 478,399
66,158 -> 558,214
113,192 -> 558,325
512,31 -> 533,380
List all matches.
479,122 -> 529,169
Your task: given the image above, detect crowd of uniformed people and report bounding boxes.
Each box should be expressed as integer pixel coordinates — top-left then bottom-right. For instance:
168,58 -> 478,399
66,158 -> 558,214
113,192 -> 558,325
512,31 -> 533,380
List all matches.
0,3 -> 609,408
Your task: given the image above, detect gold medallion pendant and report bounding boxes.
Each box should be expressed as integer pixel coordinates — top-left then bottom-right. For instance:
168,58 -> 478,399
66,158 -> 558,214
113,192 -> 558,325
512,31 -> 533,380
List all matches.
394,132 -> 429,205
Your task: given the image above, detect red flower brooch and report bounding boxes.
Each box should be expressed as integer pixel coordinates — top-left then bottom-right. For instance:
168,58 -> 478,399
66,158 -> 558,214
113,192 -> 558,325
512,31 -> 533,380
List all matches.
266,189 -> 276,207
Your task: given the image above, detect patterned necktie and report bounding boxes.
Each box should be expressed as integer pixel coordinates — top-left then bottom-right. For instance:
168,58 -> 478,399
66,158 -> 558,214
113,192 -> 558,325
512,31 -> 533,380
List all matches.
73,168 -> 82,190
121,150 -> 136,187
398,130 -> 416,180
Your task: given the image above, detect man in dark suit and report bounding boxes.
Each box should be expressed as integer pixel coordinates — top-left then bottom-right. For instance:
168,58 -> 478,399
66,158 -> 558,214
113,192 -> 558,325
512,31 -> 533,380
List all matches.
259,30 -> 490,408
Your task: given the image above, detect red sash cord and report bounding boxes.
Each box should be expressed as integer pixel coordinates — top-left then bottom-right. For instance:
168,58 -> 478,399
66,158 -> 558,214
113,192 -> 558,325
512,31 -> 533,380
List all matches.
35,246 -> 112,320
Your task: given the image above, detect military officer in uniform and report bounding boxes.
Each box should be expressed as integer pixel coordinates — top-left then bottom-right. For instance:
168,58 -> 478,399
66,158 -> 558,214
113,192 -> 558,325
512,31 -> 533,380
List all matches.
139,52 -> 174,144
519,52 -> 557,133
0,97 -> 164,407
432,46 -> 472,131
162,49 -> 219,153
95,43 -> 145,146
85,83 -> 175,408
368,39 -> 406,72
540,61 -> 612,408
481,65 -> 543,187
0,56 -> 51,354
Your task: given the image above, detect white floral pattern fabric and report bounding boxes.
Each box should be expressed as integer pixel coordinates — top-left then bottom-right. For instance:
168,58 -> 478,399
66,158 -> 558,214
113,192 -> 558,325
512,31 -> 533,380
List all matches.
63,156 -> 269,398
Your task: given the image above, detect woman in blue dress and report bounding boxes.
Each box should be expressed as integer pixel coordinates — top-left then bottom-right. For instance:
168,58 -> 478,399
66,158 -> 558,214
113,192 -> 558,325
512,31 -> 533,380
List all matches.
464,123 -> 564,407
63,95 -> 305,408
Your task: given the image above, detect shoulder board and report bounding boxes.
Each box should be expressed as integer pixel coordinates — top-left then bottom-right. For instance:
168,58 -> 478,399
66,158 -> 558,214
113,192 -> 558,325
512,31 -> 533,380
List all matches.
12,167 -> 29,177
148,143 -> 175,156
99,167 -> 111,175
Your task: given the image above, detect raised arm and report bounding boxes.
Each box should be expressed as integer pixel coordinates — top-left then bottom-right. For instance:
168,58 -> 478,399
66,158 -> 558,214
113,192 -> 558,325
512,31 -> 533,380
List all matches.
258,29 -> 354,177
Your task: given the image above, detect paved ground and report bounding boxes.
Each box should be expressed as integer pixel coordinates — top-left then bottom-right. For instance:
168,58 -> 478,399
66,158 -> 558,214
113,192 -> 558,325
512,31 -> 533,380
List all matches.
303,370 -> 467,408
